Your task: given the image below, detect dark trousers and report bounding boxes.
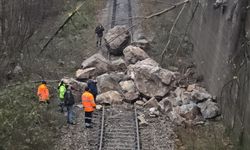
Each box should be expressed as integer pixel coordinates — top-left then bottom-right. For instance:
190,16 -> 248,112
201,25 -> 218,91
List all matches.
96,35 -> 102,46
39,101 -> 49,104
66,105 -> 74,123
85,111 -> 93,125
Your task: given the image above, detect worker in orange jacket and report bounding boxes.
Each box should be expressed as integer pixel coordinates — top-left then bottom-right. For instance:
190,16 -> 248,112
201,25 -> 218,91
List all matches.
82,87 -> 96,128
37,80 -> 50,104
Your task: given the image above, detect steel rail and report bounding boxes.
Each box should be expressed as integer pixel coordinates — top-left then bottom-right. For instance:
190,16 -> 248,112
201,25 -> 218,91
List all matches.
134,105 -> 141,150
111,0 -> 117,28
98,105 -> 105,150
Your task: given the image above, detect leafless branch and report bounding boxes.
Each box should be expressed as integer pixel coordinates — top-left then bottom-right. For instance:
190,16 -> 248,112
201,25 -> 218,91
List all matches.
160,2 -> 188,65
38,1 -> 86,55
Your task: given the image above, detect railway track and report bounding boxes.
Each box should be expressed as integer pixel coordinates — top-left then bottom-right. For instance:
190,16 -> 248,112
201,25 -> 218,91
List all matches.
92,0 -> 139,149
98,105 -> 140,150
111,0 -> 133,28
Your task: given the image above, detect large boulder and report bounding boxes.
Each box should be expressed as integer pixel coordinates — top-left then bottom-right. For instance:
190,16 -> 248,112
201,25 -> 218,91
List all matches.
110,58 -> 127,71
96,73 -> 122,94
197,99 -> 220,119
179,103 -> 202,120
127,59 -> 176,97
96,90 -> 123,104
81,53 -> 111,76
75,67 -> 96,80
119,80 -> 139,102
104,25 -> 131,56
191,86 -> 212,103
123,45 -> 149,64
134,58 -> 159,67
109,72 -> 130,83
132,39 -> 150,50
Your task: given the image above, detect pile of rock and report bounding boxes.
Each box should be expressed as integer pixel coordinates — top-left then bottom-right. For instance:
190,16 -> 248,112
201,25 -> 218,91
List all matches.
160,84 -> 220,125
63,26 -> 220,126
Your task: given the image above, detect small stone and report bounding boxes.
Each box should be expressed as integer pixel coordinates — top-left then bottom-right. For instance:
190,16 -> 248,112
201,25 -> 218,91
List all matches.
197,99 -> 220,119
187,84 -> 196,92
137,114 -> 148,125
149,107 -> 160,117
135,100 -> 145,106
25,138 -> 31,143
144,97 -> 160,109
13,65 -> 23,74
96,105 -> 102,110
142,98 -> 148,103
58,59 -> 65,66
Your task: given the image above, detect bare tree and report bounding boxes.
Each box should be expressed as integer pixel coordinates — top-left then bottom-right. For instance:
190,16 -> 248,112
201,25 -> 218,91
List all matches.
0,0 -> 63,84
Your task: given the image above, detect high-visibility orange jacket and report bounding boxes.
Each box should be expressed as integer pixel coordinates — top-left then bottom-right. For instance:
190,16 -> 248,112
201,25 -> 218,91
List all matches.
37,84 -> 49,101
82,91 -> 96,112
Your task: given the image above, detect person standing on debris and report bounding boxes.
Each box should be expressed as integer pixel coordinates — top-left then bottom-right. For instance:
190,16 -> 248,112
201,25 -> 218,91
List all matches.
95,23 -> 105,47
82,87 -> 96,128
58,81 -> 66,113
87,79 -> 98,101
64,85 -> 75,125
37,80 -> 50,104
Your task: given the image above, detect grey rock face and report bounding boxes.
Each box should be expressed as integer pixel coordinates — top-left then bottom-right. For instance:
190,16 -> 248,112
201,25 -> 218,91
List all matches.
75,67 -> 96,80
123,45 -> 149,64
81,53 -> 111,75
96,90 -> 123,104
96,73 -> 122,94
110,58 -> 127,72
119,80 -> 139,101
178,103 -> 202,120
191,86 -> 212,103
134,58 -> 159,67
128,60 -> 175,97
197,99 -> 220,119
104,25 -> 131,56
109,72 -> 130,82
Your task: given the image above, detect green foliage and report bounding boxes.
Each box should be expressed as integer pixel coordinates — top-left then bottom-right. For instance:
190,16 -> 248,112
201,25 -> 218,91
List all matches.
0,83 -> 63,150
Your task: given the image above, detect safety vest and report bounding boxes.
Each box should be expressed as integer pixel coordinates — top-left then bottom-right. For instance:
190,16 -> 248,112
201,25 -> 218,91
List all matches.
82,91 -> 96,112
37,84 -> 49,101
59,84 -> 66,100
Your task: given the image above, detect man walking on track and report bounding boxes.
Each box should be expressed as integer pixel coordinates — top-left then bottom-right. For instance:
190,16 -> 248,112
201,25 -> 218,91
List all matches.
37,80 -> 50,104
64,85 -> 75,125
82,87 -> 96,128
95,23 -> 105,47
